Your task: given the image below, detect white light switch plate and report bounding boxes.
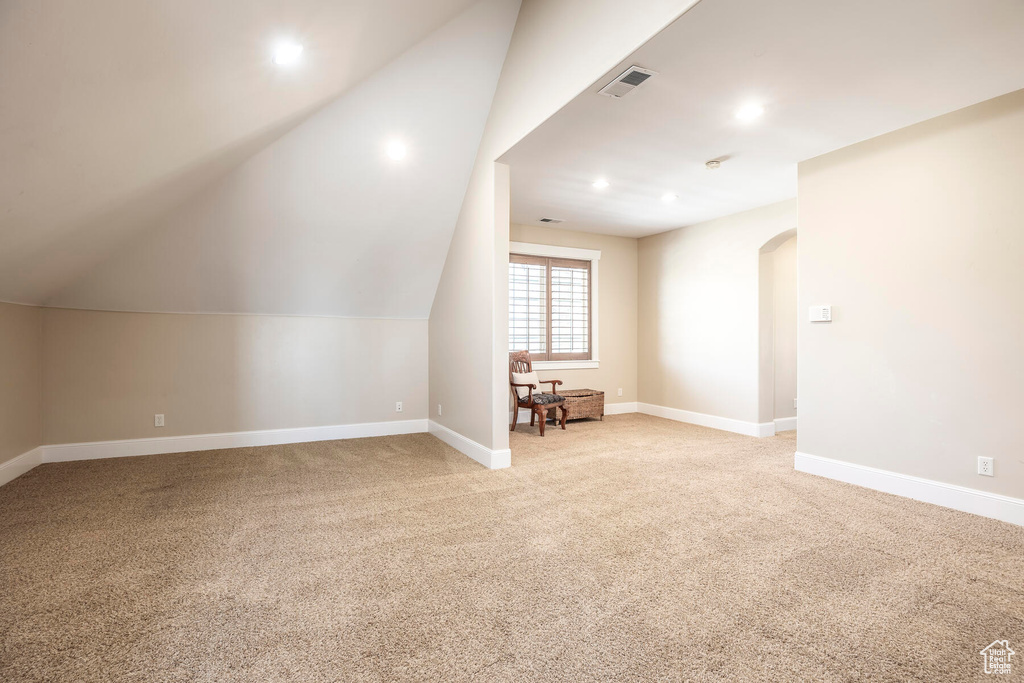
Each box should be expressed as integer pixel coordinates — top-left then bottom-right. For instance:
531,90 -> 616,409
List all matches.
809,305 -> 832,322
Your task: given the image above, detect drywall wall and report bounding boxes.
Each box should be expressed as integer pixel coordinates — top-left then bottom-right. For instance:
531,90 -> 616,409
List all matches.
42,309 -> 427,445
772,236 -> 798,420
508,224 -> 638,406
430,0 -> 700,452
798,88 -> 1024,498
638,200 -> 798,425
0,303 -> 42,464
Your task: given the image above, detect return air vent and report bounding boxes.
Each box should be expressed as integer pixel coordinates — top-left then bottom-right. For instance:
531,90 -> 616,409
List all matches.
538,217 -> 564,224
598,65 -> 658,98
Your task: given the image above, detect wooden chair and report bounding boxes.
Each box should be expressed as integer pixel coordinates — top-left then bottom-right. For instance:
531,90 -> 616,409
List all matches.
509,350 -> 567,436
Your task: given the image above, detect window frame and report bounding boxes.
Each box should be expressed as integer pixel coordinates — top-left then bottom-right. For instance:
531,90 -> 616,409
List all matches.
508,242 -> 600,370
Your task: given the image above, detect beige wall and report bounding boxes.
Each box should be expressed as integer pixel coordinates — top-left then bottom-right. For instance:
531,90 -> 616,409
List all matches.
509,224 -> 638,406
798,88 -> 1024,498
430,0 -> 700,451
0,302 -> 42,463
638,200 -> 798,424
772,236 -> 798,420
42,309 -> 427,444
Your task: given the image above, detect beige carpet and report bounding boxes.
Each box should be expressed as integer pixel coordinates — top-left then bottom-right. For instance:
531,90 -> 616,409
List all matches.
1,414 -> 1021,681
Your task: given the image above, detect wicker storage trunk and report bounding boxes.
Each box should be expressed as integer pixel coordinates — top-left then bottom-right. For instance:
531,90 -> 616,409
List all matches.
559,389 -> 605,421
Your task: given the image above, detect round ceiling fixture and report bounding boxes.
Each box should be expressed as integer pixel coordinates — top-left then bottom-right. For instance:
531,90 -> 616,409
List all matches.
272,42 -> 304,66
592,179 -> 610,190
705,160 -> 722,170
385,140 -> 407,161
735,102 -> 765,122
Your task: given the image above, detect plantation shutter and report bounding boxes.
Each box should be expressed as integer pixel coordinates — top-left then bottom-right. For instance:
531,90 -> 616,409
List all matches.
509,254 -> 548,357
549,258 -> 590,360
508,254 -> 590,361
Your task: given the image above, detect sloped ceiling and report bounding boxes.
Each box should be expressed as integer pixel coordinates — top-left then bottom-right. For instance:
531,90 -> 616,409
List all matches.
0,0 -> 520,316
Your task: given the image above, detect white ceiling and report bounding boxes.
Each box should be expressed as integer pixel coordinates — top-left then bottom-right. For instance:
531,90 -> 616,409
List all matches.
0,0 -> 500,310
502,0 -> 1024,237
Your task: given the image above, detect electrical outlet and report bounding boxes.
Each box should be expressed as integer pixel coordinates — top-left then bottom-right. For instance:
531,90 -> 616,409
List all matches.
794,398 -> 798,409
437,404 -> 442,416
154,414 -> 165,427
978,456 -> 994,477
617,388 -> 623,397
395,401 -> 403,413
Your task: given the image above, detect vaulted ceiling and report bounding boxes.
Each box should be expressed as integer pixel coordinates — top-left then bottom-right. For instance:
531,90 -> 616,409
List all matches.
503,0 -> 1024,237
0,0 -> 519,316
9,0 -> 1022,313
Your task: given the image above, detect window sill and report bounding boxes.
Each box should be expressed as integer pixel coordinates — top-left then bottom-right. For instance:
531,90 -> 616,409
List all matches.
532,360 -> 599,371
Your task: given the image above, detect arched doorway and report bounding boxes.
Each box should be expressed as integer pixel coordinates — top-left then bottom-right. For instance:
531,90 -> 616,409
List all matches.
758,229 -> 798,432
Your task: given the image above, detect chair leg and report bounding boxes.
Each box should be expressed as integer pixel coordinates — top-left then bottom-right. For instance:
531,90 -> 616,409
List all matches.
511,403 -> 519,431
537,406 -> 546,436
530,409 -> 536,427
559,405 -> 567,430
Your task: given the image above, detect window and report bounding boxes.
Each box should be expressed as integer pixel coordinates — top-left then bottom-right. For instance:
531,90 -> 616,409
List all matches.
509,253 -> 592,361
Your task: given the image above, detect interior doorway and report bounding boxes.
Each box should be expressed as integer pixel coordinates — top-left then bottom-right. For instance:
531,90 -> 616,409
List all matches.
758,230 -> 798,433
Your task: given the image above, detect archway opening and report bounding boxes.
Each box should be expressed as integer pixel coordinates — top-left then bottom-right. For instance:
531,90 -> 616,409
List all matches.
758,229 -> 798,433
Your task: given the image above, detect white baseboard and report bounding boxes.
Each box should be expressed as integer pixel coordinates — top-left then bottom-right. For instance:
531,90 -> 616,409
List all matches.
774,416 -> 798,432
428,421 -> 510,470
637,403 -> 772,437
795,451 -> 1024,527
605,402 -> 638,415
0,447 -> 44,487
42,419 -> 429,463
0,417 -> 520,486
0,420 -> 430,487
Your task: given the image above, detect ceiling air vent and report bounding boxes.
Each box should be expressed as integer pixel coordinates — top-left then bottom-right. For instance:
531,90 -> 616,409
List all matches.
598,65 -> 658,98
538,217 -> 564,224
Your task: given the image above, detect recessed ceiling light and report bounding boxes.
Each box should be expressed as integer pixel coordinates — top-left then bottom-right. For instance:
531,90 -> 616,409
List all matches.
592,179 -> 609,189
385,140 -> 407,161
273,42 -> 303,66
735,102 -> 764,122
661,193 -> 678,202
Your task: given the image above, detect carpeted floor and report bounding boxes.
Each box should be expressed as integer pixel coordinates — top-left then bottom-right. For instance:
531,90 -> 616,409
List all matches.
1,414 -> 1022,681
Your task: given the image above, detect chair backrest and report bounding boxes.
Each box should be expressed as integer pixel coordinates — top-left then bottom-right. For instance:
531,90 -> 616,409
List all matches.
509,350 -> 532,380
